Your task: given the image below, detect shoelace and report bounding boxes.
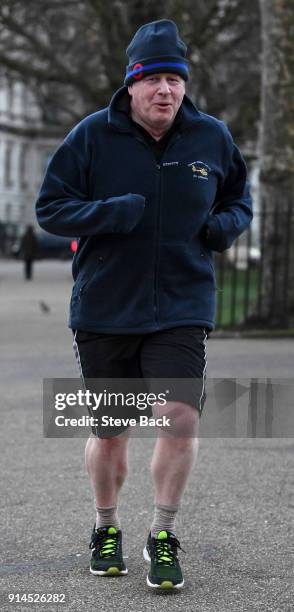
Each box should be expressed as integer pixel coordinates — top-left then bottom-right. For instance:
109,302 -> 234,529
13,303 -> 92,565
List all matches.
90,531 -> 118,558
155,537 -> 185,566
99,535 -> 118,558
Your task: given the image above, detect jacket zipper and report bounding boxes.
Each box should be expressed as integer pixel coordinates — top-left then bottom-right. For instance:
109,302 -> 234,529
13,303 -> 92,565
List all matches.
134,132 -> 182,328
154,133 -> 182,324
134,135 -> 161,327
78,279 -> 88,301
153,163 -> 161,327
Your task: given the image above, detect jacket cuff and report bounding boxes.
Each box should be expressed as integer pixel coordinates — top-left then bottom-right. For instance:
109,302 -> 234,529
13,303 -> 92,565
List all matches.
115,193 -> 145,233
204,215 -> 226,252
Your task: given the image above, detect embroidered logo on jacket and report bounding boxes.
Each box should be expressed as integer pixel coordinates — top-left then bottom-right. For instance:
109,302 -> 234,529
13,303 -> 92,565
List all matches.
188,161 -> 211,180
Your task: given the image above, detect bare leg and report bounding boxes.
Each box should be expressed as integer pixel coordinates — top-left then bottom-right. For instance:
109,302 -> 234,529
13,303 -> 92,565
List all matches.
150,402 -> 199,506
85,430 -> 130,508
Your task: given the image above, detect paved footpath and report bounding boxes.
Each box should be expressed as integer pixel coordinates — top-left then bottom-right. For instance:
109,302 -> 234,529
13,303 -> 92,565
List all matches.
0,260 -> 293,612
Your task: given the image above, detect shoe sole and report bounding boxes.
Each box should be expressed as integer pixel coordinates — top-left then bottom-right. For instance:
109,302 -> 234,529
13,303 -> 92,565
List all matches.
143,546 -> 184,590
90,566 -> 128,576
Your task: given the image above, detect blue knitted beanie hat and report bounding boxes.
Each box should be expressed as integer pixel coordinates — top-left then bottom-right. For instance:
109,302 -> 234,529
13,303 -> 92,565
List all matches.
125,19 -> 189,86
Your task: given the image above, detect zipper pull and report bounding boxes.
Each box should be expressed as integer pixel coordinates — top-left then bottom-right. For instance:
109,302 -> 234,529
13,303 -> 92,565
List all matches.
78,283 -> 86,301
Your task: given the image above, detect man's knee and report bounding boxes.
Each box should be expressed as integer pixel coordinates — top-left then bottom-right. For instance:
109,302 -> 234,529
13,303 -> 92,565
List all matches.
153,401 -> 199,437
90,431 -> 130,454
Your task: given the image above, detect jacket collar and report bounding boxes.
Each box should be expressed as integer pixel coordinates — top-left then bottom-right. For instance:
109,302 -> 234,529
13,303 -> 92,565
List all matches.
108,86 -> 202,134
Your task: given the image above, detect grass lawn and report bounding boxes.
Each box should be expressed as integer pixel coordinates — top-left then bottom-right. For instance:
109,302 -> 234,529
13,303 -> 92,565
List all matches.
215,266 -> 259,328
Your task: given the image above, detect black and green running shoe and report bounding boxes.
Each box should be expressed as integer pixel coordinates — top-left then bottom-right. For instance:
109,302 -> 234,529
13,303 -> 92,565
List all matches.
143,530 -> 185,589
89,525 -> 128,576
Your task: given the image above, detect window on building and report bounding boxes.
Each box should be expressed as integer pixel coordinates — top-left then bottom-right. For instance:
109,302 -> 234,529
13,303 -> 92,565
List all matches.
5,202 -> 12,222
4,141 -> 13,188
7,79 -> 14,117
19,143 -> 29,190
35,147 -> 54,190
18,203 -> 26,224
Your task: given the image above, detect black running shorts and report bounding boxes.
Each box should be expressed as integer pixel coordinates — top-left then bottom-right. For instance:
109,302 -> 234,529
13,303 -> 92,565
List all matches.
73,326 -> 209,436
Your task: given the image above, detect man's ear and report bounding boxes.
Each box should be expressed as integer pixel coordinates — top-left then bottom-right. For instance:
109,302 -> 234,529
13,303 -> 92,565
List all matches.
127,85 -> 133,97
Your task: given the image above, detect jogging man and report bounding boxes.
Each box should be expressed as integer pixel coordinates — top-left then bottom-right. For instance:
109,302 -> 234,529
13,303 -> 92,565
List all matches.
36,19 -> 253,589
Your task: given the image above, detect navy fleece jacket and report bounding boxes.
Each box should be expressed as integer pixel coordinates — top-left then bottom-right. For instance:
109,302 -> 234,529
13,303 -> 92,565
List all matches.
35,87 -> 253,333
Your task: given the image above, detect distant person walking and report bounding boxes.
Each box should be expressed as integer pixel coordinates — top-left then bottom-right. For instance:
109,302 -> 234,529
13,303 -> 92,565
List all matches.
20,225 -> 38,280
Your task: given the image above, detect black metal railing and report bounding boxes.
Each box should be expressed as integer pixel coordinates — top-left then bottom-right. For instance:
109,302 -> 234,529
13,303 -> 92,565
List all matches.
214,201 -> 293,329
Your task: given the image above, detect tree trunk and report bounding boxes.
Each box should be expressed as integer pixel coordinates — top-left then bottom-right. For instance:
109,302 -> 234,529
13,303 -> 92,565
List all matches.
248,0 -> 294,327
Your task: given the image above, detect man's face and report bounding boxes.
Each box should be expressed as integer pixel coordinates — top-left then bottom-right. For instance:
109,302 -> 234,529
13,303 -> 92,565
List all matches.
128,73 -> 185,132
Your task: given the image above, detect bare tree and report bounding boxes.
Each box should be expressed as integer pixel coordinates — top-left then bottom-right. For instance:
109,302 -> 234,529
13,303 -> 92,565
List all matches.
0,0 -> 260,144
0,0 -> 106,125
245,0 -> 294,327
173,0 -> 260,141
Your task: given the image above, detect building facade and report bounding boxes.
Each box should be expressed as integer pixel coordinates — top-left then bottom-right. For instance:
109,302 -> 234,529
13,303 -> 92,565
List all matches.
0,73 -> 61,251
